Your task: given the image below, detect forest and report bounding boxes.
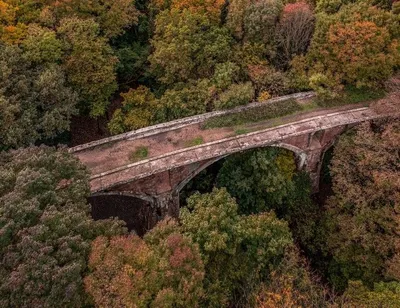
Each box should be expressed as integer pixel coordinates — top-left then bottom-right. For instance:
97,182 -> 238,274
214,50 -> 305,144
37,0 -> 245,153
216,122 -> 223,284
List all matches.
0,0 -> 399,306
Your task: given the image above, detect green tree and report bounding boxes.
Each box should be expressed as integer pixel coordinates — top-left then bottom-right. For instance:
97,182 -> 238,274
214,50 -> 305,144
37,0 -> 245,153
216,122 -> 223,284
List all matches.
343,281 -> 400,307
149,9 -> 233,85
157,79 -> 213,121
58,18 -> 118,117
214,82 -> 255,110
324,118 -> 400,290
0,44 -> 78,149
21,25 -> 62,63
108,86 -> 160,134
2,0 -> 139,39
216,148 -> 296,214
227,0 -> 283,59
85,218 -> 204,307
180,188 -> 292,306
0,146 -> 125,308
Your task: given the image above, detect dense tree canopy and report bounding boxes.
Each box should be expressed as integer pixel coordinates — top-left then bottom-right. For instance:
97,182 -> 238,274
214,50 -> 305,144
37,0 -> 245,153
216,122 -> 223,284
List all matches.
0,146 -> 125,307
1,0 -> 399,305
58,18 -> 118,117
300,1 -> 400,92
322,118 -> 400,290
0,0 -> 398,140
216,148 -> 297,214
85,219 -> 204,307
181,188 -> 292,306
108,86 -> 160,134
0,44 -> 77,149
150,9 -> 233,85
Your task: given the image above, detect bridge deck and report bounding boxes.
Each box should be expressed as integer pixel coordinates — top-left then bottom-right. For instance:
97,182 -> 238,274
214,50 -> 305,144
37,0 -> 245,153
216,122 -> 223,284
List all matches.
71,92 -> 399,193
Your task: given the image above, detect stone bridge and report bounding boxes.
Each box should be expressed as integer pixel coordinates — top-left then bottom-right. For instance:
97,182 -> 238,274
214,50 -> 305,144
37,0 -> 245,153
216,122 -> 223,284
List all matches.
70,91 -> 398,222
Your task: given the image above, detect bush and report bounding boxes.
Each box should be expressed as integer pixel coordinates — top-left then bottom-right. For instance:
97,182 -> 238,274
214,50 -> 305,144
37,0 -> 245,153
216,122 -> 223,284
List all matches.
108,86 -> 159,134
257,91 -> 271,101
309,73 -> 342,100
212,62 -> 241,90
157,80 -> 212,121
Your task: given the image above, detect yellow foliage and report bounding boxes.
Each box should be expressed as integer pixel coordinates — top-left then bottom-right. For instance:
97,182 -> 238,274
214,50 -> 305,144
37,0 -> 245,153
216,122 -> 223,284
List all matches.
1,23 -> 27,44
257,91 -> 271,101
0,0 -> 16,24
275,149 -> 296,181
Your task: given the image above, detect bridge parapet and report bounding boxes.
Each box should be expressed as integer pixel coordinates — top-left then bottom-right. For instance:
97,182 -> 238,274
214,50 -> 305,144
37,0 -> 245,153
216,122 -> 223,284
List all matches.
86,106 -> 380,194
71,86 -> 399,232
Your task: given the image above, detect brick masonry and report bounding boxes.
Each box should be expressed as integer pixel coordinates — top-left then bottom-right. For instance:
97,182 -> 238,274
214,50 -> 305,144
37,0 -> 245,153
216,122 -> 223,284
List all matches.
73,99 -> 398,223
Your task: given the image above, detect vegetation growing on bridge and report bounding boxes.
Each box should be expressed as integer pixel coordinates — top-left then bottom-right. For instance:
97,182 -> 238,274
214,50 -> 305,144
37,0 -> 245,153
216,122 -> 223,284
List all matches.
202,86 -> 387,129
1,120 -> 400,306
184,136 -> 204,147
129,146 -> 149,162
0,0 -> 399,306
202,99 -> 301,129
0,0 -> 398,149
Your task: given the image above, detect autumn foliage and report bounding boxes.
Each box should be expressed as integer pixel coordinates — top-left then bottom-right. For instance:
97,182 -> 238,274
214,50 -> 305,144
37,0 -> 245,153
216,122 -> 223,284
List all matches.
85,219 -> 204,307
323,21 -> 398,88
324,117 -> 400,289
0,146 -> 125,307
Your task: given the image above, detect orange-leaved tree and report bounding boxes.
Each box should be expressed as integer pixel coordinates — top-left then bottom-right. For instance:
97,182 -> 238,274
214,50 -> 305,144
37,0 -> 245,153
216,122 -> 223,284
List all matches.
322,21 -> 398,88
85,219 -> 205,307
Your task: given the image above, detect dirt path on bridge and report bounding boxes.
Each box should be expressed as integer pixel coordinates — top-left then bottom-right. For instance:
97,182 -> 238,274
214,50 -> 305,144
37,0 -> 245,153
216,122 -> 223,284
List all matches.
77,87 -> 400,176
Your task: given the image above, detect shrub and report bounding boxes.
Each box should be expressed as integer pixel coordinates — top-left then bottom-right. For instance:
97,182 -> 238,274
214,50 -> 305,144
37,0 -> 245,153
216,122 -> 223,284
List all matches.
212,62 -> 241,91
248,64 -> 290,96
129,146 -> 149,162
309,73 -> 342,100
257,91 -> 271,101
157,80 -> 212,121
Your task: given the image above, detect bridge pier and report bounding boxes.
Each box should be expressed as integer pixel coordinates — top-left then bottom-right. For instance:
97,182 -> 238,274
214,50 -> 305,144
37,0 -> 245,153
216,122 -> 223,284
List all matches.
304,148 -> 324,193
154,192 -> 180,219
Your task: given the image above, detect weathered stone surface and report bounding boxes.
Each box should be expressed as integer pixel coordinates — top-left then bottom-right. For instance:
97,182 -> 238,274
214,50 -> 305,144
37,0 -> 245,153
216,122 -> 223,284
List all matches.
70,91 -> 315,153
77,106 -> 394,194
70,101 -> 398,217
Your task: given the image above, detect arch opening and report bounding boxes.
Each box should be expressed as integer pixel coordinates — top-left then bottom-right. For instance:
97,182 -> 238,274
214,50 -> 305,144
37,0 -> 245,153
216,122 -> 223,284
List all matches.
178,144 -> 306,210
88,193 -> 157,236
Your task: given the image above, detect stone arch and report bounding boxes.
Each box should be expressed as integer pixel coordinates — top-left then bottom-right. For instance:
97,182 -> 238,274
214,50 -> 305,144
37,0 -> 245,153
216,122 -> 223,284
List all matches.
175,142 -> 306,194
90,191 -> 155,203
88,192 -> 158,236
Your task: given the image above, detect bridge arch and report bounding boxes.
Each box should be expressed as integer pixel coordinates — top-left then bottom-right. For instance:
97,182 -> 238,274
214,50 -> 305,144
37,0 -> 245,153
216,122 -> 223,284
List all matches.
88,192 -> 159,236
175,142 -> 306,195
